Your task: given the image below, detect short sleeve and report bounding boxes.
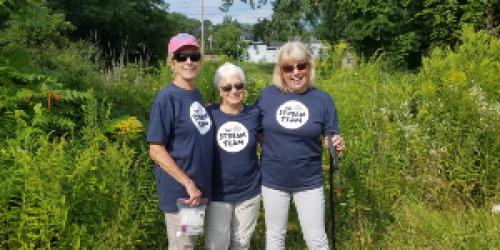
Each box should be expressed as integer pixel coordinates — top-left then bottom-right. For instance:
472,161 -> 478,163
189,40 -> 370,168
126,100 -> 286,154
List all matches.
256,107 -> 263,133
253,90 -> 265,133
246,105 -> 263,133
254,93 -> 262,110
323,93 -> 340,136
147,96 -> 173,145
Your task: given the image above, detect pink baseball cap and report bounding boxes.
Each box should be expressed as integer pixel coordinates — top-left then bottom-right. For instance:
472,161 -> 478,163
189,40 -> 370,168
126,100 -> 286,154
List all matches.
168,33 -> 200,53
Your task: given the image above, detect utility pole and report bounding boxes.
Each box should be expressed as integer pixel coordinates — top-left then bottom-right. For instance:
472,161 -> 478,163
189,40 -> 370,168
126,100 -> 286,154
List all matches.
208,34 -> 213,52
200,0 -> 204,55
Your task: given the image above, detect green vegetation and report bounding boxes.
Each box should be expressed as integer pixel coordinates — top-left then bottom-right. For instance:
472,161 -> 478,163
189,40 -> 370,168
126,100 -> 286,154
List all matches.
315,26 -> 499,249
45,0 -> 201,64
234,0 -> 500,68
1,0 -> 498,249
208,18 -> 249,60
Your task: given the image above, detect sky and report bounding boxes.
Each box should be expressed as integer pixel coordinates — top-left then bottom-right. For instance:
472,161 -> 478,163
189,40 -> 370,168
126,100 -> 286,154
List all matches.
166,0 -> 274,24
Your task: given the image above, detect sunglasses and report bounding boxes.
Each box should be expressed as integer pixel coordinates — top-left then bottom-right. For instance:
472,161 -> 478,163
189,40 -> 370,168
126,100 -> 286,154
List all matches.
281,63 -> 308,73
220,83 -> 245,92
174,52 -> 201,62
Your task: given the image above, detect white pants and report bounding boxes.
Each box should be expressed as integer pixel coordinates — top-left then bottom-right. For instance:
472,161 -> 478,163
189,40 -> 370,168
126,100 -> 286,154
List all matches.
205,194 -> 261,250
165,212 -> 199,250
262,186 -> 329,250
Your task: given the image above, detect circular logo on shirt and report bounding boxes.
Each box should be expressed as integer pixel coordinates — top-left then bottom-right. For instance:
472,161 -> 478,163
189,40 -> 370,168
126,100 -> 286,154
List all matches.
276,100 -> 309,129
217,121 -> 249,153
190,102 -> 211,135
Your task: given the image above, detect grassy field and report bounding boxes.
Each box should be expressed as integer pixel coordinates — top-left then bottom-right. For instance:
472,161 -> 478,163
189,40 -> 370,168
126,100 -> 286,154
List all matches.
0,27 -> 498,249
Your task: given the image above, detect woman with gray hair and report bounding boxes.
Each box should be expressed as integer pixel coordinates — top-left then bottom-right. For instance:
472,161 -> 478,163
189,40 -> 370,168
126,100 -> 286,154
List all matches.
205,62 -> 261,250
256,41 -> 345,250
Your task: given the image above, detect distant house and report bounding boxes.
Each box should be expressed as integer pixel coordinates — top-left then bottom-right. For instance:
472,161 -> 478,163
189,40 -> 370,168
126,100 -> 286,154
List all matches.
244,39 -> 324,63
244,41 -> 280,63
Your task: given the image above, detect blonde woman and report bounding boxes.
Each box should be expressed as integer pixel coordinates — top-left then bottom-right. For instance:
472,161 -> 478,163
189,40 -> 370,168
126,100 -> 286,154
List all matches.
147,33 -> 213,250
256,41 -> 345,250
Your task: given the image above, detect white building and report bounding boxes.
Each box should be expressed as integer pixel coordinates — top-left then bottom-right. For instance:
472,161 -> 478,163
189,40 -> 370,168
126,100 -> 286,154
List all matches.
244,40 -> 324,63
244,42 -> 278,63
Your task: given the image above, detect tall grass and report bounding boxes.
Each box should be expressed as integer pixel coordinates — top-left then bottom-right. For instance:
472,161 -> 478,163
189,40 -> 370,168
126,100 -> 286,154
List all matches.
0,27 -> 497,248
382,199 -> 500,249
0,92 -> 165,248
314,26 -> 499,249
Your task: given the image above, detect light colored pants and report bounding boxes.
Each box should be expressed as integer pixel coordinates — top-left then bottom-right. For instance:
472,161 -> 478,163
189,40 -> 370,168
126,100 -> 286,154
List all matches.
165,212 -> 199,250
205,194 -> 261,250
262,186 -> 329,250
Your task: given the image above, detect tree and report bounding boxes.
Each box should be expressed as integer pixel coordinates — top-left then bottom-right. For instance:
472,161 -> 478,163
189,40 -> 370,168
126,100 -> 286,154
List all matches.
45,0 -> 200,65
211,17 -> 247,59
231,0 -> 312,43
0,0 -> 22,28
315,0 -> 498,68
225,0 -> 499,68
252,18 -> 271,43
266,0 -> 311,41
1,0 -> 72,49
220,0 -> 270,11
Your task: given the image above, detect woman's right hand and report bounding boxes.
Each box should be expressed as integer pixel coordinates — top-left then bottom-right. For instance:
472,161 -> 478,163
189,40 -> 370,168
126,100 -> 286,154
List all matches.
184,179 -> 202,205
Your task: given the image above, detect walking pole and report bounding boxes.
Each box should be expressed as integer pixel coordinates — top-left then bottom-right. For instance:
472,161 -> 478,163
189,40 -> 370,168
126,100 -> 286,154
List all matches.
327,133 -> 342,250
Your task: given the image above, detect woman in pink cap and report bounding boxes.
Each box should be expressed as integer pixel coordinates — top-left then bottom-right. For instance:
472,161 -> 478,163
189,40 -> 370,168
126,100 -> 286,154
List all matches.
147,33 -> 213,249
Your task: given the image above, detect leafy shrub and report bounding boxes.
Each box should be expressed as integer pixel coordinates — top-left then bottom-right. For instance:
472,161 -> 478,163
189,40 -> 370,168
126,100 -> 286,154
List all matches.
0,94 -> 163,249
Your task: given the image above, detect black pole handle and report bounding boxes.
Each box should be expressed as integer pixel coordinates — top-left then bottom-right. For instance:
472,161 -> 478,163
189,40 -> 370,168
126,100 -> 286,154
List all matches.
327,132 -> 337,250
328,133 -> 343,189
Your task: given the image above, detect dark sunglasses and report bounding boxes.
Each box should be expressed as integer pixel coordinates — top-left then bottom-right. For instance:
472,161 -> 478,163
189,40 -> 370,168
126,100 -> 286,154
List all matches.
220,83 -> 245,92
281,63 -> 308,73
174,52 -> 201,62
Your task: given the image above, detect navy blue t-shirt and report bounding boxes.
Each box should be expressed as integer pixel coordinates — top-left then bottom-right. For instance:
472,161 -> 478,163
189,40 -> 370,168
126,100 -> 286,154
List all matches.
208,104 -> 261,202
147,83 -> 214,212
256,85 -> 340,192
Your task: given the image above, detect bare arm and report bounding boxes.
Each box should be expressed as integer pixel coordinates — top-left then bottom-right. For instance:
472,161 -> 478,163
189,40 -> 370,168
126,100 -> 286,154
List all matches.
149,143 -> 202,205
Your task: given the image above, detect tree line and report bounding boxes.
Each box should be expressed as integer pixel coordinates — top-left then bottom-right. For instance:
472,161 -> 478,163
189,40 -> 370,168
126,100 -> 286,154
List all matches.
243,0 -> 499,68
2,0 -> 499,69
